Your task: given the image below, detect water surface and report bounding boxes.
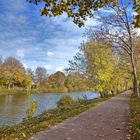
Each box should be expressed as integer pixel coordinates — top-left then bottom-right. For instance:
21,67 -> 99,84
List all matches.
0,91 -> 99,126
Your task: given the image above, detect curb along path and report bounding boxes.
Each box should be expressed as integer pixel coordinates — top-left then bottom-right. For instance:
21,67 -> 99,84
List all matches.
28,90 -> 131,140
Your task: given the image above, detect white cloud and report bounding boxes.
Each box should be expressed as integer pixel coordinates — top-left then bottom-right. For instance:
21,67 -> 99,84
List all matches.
23,63 -> 27,69
99,8 -> 115,14
132,11 -> 137,16
16,49 -> 25,58
44,64 -> 51,69
55,67 -> 64,72
85,17 -> 101,27
47,51 -> 54,57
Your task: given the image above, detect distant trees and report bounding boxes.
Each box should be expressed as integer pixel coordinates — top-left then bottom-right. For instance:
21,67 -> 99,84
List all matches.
39,71 -> 90,93
42,71 -> 67,92
26,68 -> 34,81
22,75 -> 32,90
34,67 -> 47,85
0,56 -> 90,93
65,72 -> 88,92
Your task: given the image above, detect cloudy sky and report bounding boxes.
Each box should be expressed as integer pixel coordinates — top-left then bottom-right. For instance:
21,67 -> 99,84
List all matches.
0,0 -> 99,73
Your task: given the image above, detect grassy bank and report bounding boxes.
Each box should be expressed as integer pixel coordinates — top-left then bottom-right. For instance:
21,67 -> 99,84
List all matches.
129,95 -> 140,140
0,96 -> 112,140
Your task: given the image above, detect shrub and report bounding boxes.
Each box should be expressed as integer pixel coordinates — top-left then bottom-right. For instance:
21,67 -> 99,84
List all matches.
57,95 -> 75,107
26,101 -> 39,119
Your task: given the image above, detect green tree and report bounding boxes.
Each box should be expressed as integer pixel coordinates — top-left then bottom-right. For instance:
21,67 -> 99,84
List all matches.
65,72 -> 89,92
109,59 -> 132,94
22,75 -> 32,90
84,40 -> 117,96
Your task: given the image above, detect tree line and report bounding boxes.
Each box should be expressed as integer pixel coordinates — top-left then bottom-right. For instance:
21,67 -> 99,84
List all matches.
0,56 -> 89,93
1,52 -> 130,95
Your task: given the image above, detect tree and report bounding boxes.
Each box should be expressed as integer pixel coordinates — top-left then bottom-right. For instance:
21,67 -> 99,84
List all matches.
83,40 -> 118,96
27,0 -> 140,27
65,72 -> 89,92
67,50 -> 87,74
22,75 -> 32,90
87,5 -> 139,96
35,67 -> 47,85
68,39 -> 132,96
39,77 -> 48,92
1,57 -> 26,89
26,68 -> 35,82
135,39 -> 140,91
47,71 -> 67,92
110,58 -> 132,93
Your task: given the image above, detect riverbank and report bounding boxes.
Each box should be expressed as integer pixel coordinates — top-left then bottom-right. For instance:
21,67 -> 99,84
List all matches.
0,88 -> 40,95
0,96 -> 112,140
0,88 -> 95,95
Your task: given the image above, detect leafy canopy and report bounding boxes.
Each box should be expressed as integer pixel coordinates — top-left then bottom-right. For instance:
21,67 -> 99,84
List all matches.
27,0 -> 140,27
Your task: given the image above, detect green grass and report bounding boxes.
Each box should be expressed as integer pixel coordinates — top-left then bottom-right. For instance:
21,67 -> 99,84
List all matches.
129,95 -> 140,140
0,97 -> 111,140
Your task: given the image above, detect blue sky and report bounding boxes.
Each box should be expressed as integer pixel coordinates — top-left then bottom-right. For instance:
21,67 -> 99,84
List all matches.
0,1 -> 134,74
0,0 -> 98,73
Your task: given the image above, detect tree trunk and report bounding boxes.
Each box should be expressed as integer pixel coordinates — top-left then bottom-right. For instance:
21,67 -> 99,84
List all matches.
131,53 -> 139,97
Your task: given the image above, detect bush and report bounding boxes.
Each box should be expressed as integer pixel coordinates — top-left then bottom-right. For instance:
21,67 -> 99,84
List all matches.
26,101 -> 39,119
57,95 -> 75,107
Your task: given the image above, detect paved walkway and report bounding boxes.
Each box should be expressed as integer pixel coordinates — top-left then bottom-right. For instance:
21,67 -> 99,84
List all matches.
28,90 -> 131,140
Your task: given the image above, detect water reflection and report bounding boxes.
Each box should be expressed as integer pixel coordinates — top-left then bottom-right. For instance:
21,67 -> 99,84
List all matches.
0,91 -> 98,126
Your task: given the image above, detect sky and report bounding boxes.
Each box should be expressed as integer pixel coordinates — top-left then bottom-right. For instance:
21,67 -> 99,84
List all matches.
0,0 -> 99,73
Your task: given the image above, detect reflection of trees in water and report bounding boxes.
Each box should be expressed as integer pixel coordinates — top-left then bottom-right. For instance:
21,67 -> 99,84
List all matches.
0,94 -> 31,118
